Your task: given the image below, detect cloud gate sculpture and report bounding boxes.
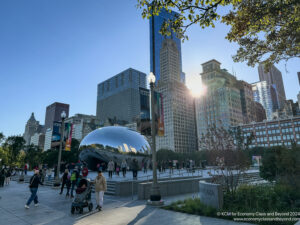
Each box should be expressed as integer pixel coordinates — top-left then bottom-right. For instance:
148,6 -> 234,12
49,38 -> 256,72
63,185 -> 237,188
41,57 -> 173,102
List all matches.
79,126 -> 151,170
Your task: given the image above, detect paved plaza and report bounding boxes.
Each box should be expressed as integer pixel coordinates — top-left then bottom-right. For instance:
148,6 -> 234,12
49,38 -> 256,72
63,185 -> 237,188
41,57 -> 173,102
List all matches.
24,167 -> 260,183
0,181 -> 255,225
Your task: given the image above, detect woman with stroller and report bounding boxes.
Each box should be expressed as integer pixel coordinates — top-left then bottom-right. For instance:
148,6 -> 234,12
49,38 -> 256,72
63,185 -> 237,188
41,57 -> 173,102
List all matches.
94,170 -> 107,211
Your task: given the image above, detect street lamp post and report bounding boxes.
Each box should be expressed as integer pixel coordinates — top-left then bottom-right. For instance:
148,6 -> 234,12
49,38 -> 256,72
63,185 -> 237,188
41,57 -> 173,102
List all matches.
54,111 -> 66,187
148,72 -> 162,204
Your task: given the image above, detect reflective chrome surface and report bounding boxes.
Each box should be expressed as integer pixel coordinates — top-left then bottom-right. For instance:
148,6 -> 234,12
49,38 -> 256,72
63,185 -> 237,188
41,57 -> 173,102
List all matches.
79,126 -> 151,169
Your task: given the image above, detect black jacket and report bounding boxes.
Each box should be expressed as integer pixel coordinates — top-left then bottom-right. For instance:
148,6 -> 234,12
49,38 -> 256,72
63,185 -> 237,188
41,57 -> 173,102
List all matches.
29,174 -> 43,188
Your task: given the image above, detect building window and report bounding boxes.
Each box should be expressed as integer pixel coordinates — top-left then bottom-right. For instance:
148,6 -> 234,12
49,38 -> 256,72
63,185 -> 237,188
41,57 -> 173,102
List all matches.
121,73 -> 124,85
115,77 -> 118,88
129,70 -> 132,82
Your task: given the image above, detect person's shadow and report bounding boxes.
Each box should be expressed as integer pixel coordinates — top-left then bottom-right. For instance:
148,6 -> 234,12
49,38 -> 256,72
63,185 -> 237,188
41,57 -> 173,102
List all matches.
127,205 -> 156,225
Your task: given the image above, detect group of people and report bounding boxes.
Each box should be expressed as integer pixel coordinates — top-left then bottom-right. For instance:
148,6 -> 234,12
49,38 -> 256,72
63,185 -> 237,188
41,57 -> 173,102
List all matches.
24,165 -> 107,211
106,159 -> 140,179
106,159 -> 128,178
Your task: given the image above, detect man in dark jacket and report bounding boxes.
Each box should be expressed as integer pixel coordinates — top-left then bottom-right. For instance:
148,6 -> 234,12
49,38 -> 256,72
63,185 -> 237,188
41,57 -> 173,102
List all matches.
25,169 -> 43,209
131,159 -> 139,180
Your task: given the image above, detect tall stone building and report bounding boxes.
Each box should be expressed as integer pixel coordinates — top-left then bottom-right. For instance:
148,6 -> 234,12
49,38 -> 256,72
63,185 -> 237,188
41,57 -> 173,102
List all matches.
155,39 -> 196,153
195,60 -> 244,145
23,113 -> 43,145
258,64 -> 286,109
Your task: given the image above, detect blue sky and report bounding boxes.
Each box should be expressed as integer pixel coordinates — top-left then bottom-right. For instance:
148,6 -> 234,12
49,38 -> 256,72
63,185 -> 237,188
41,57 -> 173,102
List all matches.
0,0 -> 299,137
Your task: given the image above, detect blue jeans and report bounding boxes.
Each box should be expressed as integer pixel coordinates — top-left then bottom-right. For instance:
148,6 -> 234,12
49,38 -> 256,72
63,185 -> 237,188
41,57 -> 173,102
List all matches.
70,182 -> 76,196
26,188 -> 38,205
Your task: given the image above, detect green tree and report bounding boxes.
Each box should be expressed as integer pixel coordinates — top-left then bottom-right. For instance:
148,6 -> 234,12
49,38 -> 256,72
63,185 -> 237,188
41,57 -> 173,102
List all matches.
3,136 -> 25,164
137,0 -> 300,70
260,146 -> 300,190
42,139 -> 81,167
0,132 -> 4,144
24,145 -> 43,169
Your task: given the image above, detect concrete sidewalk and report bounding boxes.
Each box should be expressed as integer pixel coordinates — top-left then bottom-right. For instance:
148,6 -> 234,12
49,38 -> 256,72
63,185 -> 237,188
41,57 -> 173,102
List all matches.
0,181 -> 254,225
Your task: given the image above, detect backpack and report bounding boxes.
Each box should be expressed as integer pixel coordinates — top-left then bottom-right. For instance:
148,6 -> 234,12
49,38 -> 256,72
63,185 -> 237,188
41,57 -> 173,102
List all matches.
70,172 -> 76,181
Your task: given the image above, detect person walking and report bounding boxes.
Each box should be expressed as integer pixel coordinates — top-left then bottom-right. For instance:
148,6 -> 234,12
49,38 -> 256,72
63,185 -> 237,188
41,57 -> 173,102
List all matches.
47,168 -> 52,181
70,169 -> 78,198
60,169 -> 69,195
121,160 -> 127,178
143,161 -> 148,174
24,164 -> 28,175
65,174 -> 71,197
116,164 -> 120,176
131,159 -> 139,180
107,160 -> 114,179
94,170 -> 107,211
25,169 -> 43,209
5,167 -> 11,185
0,168 -> 5,187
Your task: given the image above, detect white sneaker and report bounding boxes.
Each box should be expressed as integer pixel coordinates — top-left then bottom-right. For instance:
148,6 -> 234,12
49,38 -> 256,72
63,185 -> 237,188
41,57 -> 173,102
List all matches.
25,205 -> 29,209
34,203 -> 39,207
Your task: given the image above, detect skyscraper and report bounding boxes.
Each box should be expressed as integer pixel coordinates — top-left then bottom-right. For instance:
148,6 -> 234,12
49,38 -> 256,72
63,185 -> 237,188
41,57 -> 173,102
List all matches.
195,60 -> 244,143
96,68 -> 148,125
23,112 -> 43,145
252,81 -> 279,120
258,64 -> 286,109
155,39 -> 196,153
44,102 -> 69,130
238,80 -> 257,123
150,8 -> 185,83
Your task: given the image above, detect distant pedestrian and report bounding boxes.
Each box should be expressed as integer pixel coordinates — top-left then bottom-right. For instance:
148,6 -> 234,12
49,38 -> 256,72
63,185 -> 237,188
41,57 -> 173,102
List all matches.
5,167 -> 11,185
60,169 -> 69,195
131,159 -> 139,180
24,164 -> 28,175
96,163 -> 100,171
65,174 -> 71,197
107,160 -> 114,179
82,167 -> 89,177
94,170 -> 107,211
25,169 -> 43,209
143,161 -> 147,174
0,168 -> 5,187
70,169 -> 78,198
121,160 -> 127,178
116,165 -> 120,176
47,168 -> 52,181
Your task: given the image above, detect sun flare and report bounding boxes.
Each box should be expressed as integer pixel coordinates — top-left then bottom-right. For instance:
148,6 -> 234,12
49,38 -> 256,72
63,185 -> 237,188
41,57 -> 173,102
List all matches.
186,74 -> 207,97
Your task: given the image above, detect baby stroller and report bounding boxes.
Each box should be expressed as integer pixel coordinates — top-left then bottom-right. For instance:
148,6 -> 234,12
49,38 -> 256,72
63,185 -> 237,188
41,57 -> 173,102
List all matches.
71,178 -> 93,214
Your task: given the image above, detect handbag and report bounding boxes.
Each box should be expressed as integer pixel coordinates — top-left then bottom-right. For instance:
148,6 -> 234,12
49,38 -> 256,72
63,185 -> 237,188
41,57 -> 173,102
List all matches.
29,175 -> 35,188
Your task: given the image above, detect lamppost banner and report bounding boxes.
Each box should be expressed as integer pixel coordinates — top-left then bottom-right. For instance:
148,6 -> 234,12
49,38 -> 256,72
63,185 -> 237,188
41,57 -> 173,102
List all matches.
65,123 -> 73,151
51,121 -> 73,150
154,91 -> 164,136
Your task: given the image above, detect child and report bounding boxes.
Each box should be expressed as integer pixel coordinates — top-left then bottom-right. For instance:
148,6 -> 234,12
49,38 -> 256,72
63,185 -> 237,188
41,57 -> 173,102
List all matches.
116,165 -> 120,176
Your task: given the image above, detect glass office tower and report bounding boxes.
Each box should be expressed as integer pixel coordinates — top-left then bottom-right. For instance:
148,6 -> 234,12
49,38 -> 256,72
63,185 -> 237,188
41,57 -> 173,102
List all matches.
150,8 -> 185,83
